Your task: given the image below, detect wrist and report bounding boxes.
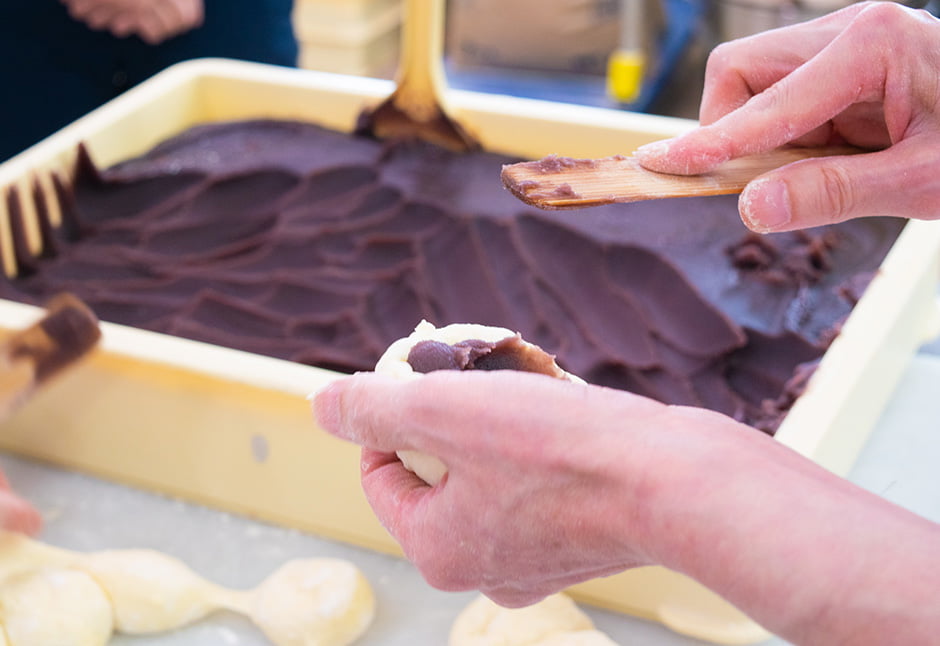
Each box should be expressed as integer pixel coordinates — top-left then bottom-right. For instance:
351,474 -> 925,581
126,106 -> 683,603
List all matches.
627,406 -> 767,571
635,406 -> 940,644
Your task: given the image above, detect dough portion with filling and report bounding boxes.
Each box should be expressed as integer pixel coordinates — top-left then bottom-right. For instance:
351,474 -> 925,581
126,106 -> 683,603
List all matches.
450,593 -> 619,646
375,321 -> 584,485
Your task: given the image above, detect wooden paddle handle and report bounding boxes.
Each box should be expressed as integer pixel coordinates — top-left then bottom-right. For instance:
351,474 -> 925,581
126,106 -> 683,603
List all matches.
501,145 -> 866,210
393,0 -> 446,119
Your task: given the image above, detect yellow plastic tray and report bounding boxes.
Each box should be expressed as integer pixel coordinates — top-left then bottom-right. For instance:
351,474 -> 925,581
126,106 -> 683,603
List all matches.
0,59 -> 938,645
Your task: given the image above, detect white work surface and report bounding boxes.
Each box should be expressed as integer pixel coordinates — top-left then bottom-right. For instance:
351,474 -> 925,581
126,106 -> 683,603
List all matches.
1,352 -> 939,646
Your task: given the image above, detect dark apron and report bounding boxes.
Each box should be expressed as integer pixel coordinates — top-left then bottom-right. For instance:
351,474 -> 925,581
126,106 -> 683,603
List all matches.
0,0 -> 298,160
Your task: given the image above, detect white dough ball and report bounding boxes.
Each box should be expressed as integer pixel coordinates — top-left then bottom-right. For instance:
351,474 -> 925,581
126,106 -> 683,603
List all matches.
375,321 -> 583,485
535,630 -> 620,645
249,558 -> 375,646
80,549 -> 219,634
450,593 -> 599,646
0,567 -> 113,646
0,532 -> 74,582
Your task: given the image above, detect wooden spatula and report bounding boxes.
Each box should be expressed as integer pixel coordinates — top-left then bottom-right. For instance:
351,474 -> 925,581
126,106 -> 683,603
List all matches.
0,293 -> 101,421
356,0 -> 479,152
501,145 -> 864,210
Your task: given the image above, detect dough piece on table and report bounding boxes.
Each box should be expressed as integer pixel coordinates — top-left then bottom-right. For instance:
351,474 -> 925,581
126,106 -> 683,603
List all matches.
0,532 -> 377,646
80,549 -> 222,634
535,631 -> 620,646
0,567 -> 113,646
450,593 -> 619,646
375,321 -> 584,485
0,531 -> 73,582
249,558 -> 375,646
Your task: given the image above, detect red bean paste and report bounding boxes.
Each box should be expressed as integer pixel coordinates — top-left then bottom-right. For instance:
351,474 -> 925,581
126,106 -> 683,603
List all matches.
0,119 -> 905,433
407,336 -> 565,378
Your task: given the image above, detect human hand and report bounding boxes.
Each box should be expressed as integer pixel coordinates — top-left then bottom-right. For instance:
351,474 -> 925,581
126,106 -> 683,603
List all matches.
0,470 -> 41,536
312,369 -> 732,607
635,2 -> 940,232
313,368 -> 940,644
61,0 -> 204,45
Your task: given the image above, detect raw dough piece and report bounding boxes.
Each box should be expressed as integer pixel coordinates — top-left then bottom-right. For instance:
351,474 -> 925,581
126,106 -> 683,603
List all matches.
80,549 -> 221,634
375,321 -> 583,485
0,567 -> 113,646
450,593 -> 620,646
0,531 -> 72,581
249,558 -> 375,646
535,632 -> 620,646
0,532 -> 376,646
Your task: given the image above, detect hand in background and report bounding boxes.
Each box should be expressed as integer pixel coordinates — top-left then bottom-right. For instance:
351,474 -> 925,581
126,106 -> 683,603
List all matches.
0,470 -> 41,536
635,2 -> 940,232
61,0 -> 204,45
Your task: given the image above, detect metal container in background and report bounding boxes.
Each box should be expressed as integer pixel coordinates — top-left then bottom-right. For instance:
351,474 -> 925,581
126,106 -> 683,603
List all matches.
713,0 -> 844,42
712,0 -> 932,43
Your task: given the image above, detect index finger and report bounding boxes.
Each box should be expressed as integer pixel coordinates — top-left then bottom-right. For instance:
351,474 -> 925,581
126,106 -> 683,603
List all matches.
698,3 -> 868,124
637,4 -> 891,175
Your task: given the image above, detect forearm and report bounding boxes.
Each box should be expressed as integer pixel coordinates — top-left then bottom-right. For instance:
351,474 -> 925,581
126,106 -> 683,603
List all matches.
638,408 -> 940,644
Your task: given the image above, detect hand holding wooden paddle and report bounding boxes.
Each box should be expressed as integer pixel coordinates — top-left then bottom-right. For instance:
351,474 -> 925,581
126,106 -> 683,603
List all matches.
505,2 -> 940,234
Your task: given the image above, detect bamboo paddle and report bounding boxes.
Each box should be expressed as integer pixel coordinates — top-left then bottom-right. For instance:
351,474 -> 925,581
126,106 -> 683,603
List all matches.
356,0 -> 478,152
501,145 -> 864,210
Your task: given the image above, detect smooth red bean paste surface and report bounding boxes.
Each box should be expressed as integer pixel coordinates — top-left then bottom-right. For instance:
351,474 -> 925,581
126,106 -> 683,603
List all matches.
1,119 -> 904,433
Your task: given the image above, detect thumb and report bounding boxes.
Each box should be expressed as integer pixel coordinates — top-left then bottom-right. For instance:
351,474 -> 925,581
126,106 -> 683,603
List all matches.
738,141 -> 940,232
311,373 -> 421,453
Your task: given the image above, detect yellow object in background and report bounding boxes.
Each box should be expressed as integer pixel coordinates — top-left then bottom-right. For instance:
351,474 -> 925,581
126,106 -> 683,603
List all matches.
606,48 -> 645,103
607,0 -> 666,104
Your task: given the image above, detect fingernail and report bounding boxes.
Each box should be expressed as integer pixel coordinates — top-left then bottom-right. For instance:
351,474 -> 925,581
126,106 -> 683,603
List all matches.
740,179 -> 792,232
634,139 -> 671,162
633,139 -> 672,166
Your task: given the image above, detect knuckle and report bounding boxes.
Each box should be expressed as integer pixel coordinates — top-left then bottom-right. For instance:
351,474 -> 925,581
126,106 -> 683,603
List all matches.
851,1 -> 910,35
704,42 -> 739,80
816,165 -> 856,222
758,80 -> 791,109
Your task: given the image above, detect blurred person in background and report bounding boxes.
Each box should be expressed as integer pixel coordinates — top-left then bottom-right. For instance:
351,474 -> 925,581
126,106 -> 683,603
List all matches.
0,0 -> 297,162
